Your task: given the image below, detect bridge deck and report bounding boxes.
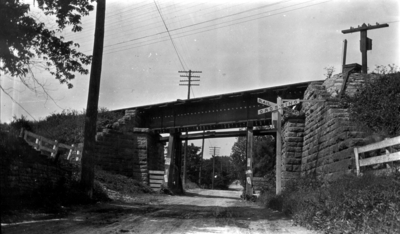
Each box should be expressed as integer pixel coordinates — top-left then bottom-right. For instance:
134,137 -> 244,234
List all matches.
114,81 -> 320,133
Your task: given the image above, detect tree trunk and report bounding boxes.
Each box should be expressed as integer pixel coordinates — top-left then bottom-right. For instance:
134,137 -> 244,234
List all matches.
81,0 -> 106,199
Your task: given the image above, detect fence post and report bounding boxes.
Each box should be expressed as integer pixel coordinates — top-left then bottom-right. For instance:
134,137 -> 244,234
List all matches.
34,137 -> 42,151
354,147 -> 360,176
51,140 -> 59,158
24,130 -> 28,142
67,144 -> 75,160
19,128 -> 24,138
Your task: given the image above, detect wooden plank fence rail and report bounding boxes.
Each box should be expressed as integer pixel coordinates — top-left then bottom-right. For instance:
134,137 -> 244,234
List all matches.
149,170 -> 164,191
354,135 -> 400,176
19,128 -> 83,161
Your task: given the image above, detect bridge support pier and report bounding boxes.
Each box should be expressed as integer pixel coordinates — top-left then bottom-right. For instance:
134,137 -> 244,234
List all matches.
165,130 -> 184,194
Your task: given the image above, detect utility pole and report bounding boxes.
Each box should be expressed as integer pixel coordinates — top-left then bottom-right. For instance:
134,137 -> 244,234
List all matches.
178,70 -> 201,187
198,131 -> 205,186
341,39 -> 347,74
81,0 -> 106,199
209,146 -> 220,189
178,70 -> 201,98
342,23 -> 389,74
276,97 -> 282,195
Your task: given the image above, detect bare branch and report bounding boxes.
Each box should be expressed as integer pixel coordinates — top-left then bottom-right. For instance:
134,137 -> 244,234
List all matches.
0,85 -> 37,121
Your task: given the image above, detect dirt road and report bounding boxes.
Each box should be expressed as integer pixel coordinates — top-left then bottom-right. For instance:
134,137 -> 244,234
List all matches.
2,186 -> 318,234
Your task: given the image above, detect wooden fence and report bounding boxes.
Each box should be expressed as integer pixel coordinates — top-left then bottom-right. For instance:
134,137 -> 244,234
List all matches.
19,128 -> 82,161
354,135 -> 400,176
149,170 -> 164,191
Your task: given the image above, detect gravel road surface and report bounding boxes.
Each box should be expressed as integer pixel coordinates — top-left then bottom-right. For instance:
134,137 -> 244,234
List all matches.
2,186 -> 319,234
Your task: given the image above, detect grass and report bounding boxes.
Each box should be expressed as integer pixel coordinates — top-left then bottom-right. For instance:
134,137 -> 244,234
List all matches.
0,128 -> 155,218
262,173 -> 400,234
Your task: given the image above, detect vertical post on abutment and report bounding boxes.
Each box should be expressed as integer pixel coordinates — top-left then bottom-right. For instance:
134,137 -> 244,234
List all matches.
360,30 -> 368,74
245,122 -> 254,198
276,96 -> 282,195
167,130 -> 184,194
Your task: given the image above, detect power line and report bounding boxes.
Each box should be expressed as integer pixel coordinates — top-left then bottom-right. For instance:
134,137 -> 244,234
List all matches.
154,0 -> 186,70
65,1 -> 202,42
101,0 -> 331,55
81,0 -> 294,52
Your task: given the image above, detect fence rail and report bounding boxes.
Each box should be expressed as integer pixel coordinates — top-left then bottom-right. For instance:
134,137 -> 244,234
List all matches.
19,128 -> 82,161
354,135 -> 400,176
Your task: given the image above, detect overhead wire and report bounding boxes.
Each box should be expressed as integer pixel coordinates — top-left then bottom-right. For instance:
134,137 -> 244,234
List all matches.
101,0 -> 331,55
80,0 -> 294,52
64,0 -> 285,49
65,1 -> 202,42
153,0 -> 186,70
82,0 -> 294,53
64,0 -> 270,43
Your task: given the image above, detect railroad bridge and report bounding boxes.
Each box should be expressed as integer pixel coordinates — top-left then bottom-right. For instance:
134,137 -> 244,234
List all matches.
96,80 -> 320,194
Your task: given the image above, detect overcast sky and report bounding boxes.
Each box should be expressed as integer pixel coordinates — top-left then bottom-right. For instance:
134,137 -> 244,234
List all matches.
1,0 -> 399,157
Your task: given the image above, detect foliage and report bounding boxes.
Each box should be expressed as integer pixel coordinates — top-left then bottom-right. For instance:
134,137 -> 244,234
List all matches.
184,143 -> 202,184
230,133 -> 275,187
324,66 -> 336,79
8,108 -> 124,145
0,130 -> 108,214
0,0 -> 93,88
341,72 -> 400,137
265,174 -> 400,234
373,64 -> 399,75
0,129 -> 153,214
200,156 -> 234,189
95,168 -> 154,196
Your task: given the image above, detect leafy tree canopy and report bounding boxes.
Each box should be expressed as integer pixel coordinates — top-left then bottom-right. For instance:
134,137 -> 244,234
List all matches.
230,133 -> 275,186
0,0 -> 94,88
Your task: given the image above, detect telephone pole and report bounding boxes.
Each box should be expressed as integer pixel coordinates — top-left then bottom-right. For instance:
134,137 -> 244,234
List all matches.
178,70 -> 201,99
198,131 -> 205,186
178,70 -> 201,187
81,0 -> 106,199
342,22 -> 389,74
209,146 -> 220,189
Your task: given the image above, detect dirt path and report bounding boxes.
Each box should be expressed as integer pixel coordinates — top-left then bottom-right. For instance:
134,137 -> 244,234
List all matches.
2,187 -> 319,234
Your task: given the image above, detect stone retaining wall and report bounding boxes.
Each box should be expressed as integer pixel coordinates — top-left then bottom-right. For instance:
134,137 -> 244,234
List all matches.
281,118 -> 305,188
95,110 -> 164,184
0,138 -> 73,199
279,73 -> 383,184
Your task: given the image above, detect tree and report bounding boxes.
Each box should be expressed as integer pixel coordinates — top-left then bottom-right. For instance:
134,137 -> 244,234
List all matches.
184,143 -> 201,183
230,133 -> 275,187
0,0 -> 93,89
0,0 -> 106,199
200,156 -> 234,189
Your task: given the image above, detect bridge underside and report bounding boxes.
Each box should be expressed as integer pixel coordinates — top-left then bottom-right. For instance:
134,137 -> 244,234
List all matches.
109,80 -> 320,195
114,81 -> 317,133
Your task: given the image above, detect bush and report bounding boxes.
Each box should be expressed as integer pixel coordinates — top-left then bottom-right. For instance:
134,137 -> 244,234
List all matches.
266,174 -> 400,233
7,108 -> 124,145
341,72 -> 400,137
95,168 -> 154,196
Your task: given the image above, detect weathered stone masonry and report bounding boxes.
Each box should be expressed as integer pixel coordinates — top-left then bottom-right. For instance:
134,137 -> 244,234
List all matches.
281,73 -> 379,184
0,138 -> 73,200
95,110 -> 164,184
281,118 -> 305,188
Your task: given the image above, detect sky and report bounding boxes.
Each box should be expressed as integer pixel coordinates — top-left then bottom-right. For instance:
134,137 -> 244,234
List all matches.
1,0 -> 399,158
